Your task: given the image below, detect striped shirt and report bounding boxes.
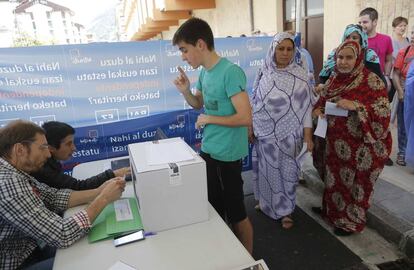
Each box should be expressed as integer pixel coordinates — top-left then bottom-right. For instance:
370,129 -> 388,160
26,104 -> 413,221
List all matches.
0,158 -> 91,270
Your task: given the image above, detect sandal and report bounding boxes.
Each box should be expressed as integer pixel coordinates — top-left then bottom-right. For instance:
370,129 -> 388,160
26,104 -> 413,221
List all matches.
334,227 -> 353,236
311,207 -> 322,216
396,155 -> 406,166
281,215 -> 294,229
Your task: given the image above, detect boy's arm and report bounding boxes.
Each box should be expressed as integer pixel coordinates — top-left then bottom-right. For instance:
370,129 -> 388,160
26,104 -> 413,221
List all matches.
182,90 -> 204,110
196,91 -> 252,128
174,66 -> 204,109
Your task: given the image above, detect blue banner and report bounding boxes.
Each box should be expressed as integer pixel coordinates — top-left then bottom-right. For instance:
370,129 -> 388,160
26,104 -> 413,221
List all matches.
0,37 -> 270,171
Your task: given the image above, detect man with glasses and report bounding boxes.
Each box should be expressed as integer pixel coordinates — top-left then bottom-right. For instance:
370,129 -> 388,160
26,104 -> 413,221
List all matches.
31,121 -> 130,190
0,120 -> 126,270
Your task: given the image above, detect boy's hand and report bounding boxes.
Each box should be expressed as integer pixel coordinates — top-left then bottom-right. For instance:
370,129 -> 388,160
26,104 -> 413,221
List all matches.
113,167 -> 131,178
174,66 -> 191,95
195,114 -> 209,129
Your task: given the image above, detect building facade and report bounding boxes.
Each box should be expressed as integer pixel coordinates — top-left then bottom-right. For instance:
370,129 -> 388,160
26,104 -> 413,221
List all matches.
0,0 -> 89,47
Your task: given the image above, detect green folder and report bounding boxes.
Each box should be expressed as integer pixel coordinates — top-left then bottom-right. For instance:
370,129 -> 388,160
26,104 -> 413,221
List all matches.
88,197 -> 143,243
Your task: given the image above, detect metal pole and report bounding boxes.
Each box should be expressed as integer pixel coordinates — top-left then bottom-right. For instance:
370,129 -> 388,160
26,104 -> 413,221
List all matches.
295,0 -> 302,32
249,0 -> 255,33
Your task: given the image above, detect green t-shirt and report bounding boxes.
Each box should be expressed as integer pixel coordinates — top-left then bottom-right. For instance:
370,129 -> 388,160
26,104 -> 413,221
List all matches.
196,57 -> 248,162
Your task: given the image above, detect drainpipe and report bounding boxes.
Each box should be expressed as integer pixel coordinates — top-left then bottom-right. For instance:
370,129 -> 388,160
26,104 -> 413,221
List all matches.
295,0 -> 302,32
249,0 -> 254,33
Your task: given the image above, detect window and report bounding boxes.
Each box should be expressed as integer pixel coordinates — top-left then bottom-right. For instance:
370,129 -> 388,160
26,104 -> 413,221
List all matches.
285,0 -> 307,21
285,0 -> 295,21
307,0 -> 323,16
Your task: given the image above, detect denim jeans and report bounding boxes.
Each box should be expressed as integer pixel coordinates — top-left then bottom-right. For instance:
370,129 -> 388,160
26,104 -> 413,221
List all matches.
397,100 -> 407,157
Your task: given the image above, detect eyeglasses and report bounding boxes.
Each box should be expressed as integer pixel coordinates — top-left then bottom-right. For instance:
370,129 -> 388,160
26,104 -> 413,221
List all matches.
20,140 -> 50,150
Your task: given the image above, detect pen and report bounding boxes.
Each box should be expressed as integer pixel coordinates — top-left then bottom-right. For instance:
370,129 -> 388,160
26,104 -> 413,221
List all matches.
144,231 -> 157,237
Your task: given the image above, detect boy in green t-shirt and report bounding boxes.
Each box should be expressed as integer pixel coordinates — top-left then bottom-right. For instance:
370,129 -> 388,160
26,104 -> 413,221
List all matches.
172,17 -> 253,254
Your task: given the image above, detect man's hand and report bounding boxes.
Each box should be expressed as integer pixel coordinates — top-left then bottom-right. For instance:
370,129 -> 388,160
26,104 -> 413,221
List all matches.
113,167 -> 131,178
85,177 -> 126,223
397,89 -> 404,101
385,76 -> 392,93
336,99 -> 356,111
96,179 -> 112,194
98,177 -> 126,204
173,66 -> 191,95
195,114 -> 209,129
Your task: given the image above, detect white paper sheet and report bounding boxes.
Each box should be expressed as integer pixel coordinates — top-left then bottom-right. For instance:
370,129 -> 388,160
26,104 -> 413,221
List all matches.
146,140 -> 194,165
314,116 -> 328,138
114,199 -> 133,222
108,261 -> 137,270
325,101 -> 348,117
296,143 -> 311,167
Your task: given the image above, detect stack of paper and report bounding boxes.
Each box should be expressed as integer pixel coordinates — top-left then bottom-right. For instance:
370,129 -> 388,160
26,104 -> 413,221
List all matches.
146,140 -> 194,166
88,197 -> 143,243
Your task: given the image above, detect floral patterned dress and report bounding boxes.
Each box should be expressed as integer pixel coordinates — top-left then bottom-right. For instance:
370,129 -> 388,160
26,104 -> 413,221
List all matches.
314,40 -> 392,232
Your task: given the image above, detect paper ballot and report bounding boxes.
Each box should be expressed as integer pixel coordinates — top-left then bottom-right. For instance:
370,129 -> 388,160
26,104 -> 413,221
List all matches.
314,116 -> 328,138
146,140 -> 194,165
325,101 -> 349,117
296,143 -> 311,167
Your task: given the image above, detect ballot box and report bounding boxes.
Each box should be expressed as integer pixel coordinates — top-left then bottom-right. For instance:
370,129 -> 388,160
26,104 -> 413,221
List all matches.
128,137 -> 208,232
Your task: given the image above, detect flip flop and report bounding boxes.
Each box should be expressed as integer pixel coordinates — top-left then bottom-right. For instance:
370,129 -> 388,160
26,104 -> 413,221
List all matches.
281,215 -> 294,229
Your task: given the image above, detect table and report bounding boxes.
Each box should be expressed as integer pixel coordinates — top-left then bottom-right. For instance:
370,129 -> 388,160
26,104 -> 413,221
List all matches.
53,158 -> 254,270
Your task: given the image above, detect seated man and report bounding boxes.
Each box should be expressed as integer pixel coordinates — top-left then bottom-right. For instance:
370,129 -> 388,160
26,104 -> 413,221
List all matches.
31,121 -> 130,190
0,120 -> 126,270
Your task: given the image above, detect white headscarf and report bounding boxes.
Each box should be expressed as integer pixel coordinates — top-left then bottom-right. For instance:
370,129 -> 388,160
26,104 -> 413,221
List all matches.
251,32 -> 315,140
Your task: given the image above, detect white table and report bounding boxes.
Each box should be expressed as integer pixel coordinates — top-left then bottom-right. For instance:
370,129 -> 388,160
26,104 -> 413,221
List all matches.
53,158 -> 254,270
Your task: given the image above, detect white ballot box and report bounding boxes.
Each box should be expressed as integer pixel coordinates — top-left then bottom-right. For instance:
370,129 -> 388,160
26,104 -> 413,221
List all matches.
128,137 -> 208,232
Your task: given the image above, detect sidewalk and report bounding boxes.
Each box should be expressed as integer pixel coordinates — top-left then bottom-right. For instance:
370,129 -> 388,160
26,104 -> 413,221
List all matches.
302,127 -> 414,259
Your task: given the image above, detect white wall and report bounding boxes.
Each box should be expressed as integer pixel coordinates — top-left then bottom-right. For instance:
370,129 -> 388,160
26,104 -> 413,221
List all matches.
323,0 -> 358,58
160,0 -> 284,40
253,0 -> 280,36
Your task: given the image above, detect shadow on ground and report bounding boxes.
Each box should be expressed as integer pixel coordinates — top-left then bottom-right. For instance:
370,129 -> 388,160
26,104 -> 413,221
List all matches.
245,195 -> 366,270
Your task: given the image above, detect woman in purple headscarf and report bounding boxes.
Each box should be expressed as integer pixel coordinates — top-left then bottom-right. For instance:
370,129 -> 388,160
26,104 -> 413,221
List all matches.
250,32 -> 316,229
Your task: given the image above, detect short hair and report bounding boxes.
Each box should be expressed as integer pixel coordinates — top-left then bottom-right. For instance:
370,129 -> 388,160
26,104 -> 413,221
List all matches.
42,121 -> 75,149
359,7 -> 378,21
392,16 -> 408,28
0,120 -> 45,158
172,17 -> 215,50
